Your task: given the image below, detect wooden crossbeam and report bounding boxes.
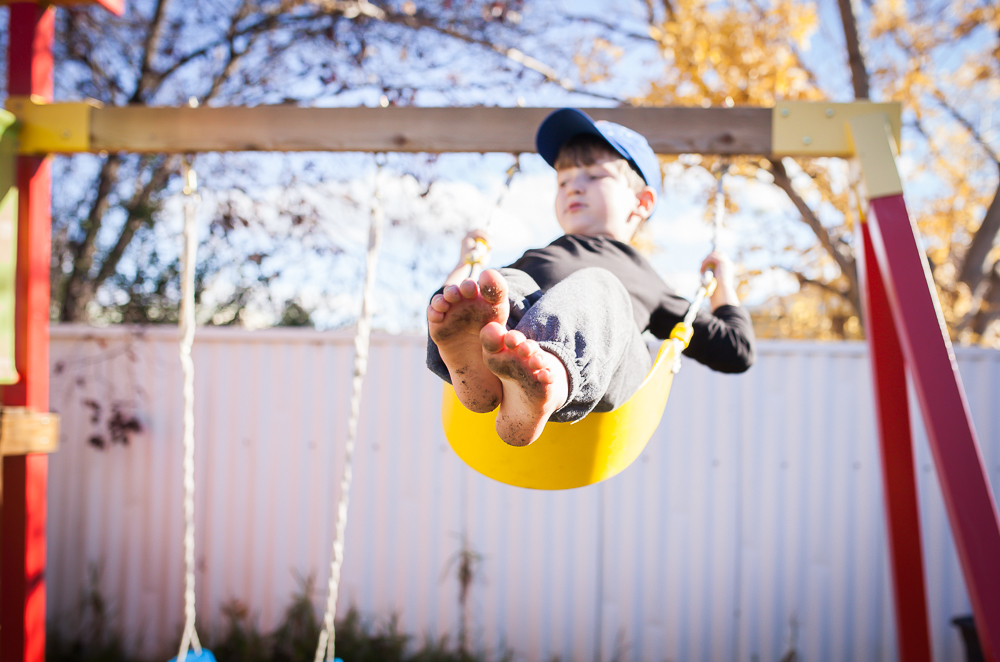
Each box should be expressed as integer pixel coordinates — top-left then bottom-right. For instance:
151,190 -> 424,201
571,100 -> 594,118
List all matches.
3,99 -> 903,157
12,102 -> 772,155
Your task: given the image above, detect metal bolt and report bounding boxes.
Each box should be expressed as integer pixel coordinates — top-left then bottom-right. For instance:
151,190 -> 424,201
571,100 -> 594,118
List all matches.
62,131 -> 71,139
780,108 -> 790,117
825,108 -> 835,118
803,136 -> 812,145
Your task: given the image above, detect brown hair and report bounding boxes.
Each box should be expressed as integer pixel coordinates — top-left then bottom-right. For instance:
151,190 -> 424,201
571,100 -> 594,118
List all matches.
553,134 -> 647,193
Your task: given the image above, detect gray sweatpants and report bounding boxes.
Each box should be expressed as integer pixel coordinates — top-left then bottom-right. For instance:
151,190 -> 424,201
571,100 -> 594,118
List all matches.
427,267 -> 652,423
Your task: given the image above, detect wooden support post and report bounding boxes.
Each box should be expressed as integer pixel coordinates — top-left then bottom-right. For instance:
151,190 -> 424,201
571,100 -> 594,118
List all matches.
857,218 -> 932,662
1,5 -> 53,662
850,113 -> 1000,662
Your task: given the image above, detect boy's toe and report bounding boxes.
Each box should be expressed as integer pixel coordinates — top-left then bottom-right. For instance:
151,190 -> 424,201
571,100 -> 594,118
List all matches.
459,279 -> 479,298
478,269 -> 508,305
503,330 -> 526,350
480,322 -> 506,353
430,294 -> 449,312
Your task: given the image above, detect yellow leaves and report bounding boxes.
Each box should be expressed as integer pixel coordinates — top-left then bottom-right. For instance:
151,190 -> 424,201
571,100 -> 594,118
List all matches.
751,290 -> 864,340
573,38 -> 624,85
643,0 -> 823,109
626,0 -> 999,341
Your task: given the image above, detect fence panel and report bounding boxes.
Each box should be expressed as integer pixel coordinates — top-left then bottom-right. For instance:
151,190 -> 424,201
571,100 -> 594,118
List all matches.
46,326 -> 1000,661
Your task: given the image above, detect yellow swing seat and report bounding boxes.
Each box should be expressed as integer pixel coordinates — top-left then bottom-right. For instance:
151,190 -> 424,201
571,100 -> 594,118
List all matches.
442,335 -> 683,490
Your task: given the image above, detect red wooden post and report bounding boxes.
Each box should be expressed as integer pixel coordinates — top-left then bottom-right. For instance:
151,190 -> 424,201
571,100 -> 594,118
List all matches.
866,193 -> 1000,662
857,219 -> 932,662
1,4 -> 53,662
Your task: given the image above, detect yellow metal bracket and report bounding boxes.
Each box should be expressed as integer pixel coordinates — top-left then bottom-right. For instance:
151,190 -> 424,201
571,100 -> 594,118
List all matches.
772,101 -> 902,158
0,407 -> 60,456
4,95 -> 102,155
846,113 -> 904,200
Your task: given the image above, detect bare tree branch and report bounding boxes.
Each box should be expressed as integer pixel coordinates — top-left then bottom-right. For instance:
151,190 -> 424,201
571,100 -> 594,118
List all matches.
377,6 -> 629,103
791,271 -> 851,299
770,159 -> 861,315
132,0 -> 170,103
94,156 -> 180,288
559,13 -> 658,43
60,156 -> 122,320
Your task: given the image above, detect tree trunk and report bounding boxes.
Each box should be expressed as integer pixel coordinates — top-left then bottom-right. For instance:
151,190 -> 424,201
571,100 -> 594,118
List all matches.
958,179 -> 1000,294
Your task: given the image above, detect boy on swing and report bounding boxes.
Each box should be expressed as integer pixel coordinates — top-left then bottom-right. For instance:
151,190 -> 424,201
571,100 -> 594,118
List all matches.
427,108 -> 755,447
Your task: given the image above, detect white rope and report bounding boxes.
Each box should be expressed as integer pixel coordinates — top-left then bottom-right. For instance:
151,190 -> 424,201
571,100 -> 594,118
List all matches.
315,161 -> 386,662
177,158 -> 203,662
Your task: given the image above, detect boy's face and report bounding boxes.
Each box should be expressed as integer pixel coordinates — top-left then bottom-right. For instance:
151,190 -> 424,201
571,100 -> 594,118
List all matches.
554,155 -> 655,241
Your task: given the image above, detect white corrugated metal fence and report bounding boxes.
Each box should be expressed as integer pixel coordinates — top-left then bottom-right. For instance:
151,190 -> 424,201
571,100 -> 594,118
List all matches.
46,326 -> 1000,662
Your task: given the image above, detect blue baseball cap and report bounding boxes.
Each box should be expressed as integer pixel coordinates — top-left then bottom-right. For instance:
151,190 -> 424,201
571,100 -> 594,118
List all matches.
535,108 -> 662,198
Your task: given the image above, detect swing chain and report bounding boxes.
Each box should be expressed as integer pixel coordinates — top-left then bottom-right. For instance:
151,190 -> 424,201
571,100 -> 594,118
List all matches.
466,155 -> 521,280
710,157 -> 730,253
670,159 -> 730,374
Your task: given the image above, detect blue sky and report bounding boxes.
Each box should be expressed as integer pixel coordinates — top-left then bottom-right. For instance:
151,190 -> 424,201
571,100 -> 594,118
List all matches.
29,0 -> 998,332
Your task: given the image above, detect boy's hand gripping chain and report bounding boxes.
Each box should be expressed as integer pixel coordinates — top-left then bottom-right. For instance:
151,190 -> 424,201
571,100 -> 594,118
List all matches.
465,158 -> 520,280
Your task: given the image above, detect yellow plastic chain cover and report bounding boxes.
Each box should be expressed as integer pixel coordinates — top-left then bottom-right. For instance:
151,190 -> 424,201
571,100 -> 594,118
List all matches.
668,323 -> 693,347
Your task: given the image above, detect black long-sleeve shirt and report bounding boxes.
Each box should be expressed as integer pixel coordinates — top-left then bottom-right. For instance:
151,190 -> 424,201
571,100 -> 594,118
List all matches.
506,234 -> 756,373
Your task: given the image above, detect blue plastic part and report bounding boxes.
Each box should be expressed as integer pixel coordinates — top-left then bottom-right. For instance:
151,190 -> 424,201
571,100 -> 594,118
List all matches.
167,650 -> 218,662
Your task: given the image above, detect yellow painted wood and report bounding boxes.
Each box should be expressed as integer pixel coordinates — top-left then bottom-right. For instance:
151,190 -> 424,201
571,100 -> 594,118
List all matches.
5,95 -> 100,154
846,113 -> 904,199
0,408 -> 60,456
0,110 -> 18,384
772,101 -> 902,158
442,339 -> 679,490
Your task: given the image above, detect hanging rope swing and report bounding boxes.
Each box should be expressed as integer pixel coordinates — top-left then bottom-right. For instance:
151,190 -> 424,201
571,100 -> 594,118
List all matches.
169,157 -> 216,662
442,162 -> 729,490
314,155 -> 386,662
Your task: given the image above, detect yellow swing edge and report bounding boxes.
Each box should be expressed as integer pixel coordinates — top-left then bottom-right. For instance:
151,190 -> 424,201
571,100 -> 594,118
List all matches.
442,338 -> 680,490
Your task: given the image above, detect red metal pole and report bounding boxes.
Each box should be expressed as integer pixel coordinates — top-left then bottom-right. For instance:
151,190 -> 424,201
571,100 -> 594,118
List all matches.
857,219 -> 932,662
867,193 -> 1000,662
1,4 -> 53,662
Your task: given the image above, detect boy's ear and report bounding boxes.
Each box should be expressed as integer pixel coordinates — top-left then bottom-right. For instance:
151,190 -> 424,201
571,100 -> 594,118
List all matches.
635,187 -> 656,220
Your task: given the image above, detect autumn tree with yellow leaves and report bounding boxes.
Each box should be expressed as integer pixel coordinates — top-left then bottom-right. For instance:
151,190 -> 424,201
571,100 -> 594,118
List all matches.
584,0 -> 999,343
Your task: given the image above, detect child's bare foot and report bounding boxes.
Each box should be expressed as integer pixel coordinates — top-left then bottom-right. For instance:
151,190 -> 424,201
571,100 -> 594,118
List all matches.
480,323 -> 570,447
428,270 -> 509,413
